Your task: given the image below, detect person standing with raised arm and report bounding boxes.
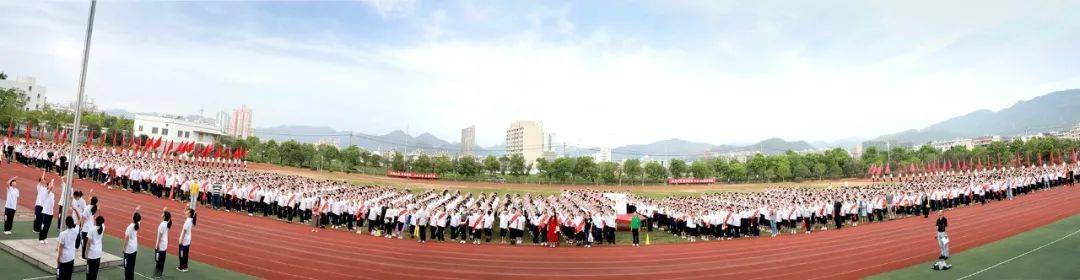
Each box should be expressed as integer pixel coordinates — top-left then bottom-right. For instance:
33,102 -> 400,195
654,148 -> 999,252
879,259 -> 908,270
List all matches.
3,177 -> 18,234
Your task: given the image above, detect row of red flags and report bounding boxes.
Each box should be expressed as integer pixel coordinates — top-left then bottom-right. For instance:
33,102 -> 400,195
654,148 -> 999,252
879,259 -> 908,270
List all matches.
868,150 -> 1079,176
6,120 -> 246,159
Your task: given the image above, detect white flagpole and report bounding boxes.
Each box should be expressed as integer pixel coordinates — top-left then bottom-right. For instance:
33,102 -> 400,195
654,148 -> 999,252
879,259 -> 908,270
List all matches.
60,0 -> 97,231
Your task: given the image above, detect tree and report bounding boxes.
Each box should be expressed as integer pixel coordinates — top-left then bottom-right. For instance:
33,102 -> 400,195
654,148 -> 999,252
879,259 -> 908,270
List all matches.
644,161 -> 667,182
552,157 -> 576,182
433,155 -> 454,174
711,158 -> 730,181
508,154 -> 526,176
535,157 -> 552,183
573,156 -> 597,183
0,72 -> 7,80
728,161 -> 748,182
622,159 -> 642,184
456,156 -> 481,177
390,152 -> 407,172
412,154 -> 433,173
668,159 -> 688,178
690,160 -> 713,179
483,155 -> 501,176
597,162 -> 619,184
813,162 -> 828,179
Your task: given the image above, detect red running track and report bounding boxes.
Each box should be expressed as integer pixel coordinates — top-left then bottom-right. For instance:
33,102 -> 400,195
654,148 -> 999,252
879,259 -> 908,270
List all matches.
3,162 -> 1079,279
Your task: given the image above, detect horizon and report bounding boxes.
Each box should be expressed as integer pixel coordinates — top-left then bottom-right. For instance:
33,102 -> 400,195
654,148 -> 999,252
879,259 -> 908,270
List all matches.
2,1 -> 1079,147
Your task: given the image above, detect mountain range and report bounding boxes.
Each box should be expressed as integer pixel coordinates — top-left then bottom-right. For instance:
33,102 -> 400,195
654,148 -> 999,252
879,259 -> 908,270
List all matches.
248,89 -> 1078,160
875,89 -> 1079,144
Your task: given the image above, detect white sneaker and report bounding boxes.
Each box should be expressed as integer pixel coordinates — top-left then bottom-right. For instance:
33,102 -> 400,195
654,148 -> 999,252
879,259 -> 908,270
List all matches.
3,231 -> 10,235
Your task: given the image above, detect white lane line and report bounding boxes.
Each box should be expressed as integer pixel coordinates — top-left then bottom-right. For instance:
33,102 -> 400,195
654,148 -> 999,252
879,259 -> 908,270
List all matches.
957,226 -> 1080,280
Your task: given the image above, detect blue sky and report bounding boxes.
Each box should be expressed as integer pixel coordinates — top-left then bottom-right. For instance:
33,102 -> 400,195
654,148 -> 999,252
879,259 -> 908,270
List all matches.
1,0 -> 1078,147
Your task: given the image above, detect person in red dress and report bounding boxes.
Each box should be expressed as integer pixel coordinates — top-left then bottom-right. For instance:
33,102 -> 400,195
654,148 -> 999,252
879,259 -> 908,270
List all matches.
546,212 -> 559,248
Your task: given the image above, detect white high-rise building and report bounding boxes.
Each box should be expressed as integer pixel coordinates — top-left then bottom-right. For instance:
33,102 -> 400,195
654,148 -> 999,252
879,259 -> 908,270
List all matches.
229,105 -> 253,139
594,147 -> 612,162
0,76 -> 48,111
216,110 -> 231,133
506,121 -> 544,171
461,125 -> 475,156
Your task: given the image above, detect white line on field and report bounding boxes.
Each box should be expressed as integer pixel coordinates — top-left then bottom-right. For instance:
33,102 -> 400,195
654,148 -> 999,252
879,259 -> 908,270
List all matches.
957,226 -> 1080,280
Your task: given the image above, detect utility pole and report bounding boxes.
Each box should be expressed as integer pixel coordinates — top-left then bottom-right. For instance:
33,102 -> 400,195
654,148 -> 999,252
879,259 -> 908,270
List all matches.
60,0 -> 97,234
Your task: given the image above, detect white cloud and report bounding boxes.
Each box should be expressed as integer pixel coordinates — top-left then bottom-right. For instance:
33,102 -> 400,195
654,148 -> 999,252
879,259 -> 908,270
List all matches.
1,1 -> 1077,149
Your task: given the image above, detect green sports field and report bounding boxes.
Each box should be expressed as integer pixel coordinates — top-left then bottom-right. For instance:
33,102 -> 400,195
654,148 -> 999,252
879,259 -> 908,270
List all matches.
872,213 -> 1080,280
0,221 -> 250,280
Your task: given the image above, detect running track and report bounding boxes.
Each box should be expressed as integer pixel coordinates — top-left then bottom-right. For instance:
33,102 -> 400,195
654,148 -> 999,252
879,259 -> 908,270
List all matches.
3,162 -> 1078,279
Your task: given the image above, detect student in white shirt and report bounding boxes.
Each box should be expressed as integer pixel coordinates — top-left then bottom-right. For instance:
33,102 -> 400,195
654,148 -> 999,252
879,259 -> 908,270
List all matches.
122,208 -> 141,280
153,209 -> 172,278
56,216 -> 79,280
85,216 -> 105,280
38,184 -> 55,243
177,207 -> 196,272
4,177 -> 18,234
33,176 -> 48,233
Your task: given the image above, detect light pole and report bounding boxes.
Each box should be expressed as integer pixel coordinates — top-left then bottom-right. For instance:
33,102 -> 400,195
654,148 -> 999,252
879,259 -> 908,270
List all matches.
60,0 -> 97,233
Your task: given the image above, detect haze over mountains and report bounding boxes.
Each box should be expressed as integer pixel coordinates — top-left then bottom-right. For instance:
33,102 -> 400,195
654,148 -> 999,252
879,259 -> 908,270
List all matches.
875,89 -> 1080,144
248,89 -> 1079,160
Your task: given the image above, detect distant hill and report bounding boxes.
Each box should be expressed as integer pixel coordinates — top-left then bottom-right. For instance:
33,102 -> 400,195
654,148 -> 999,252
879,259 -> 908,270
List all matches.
255,125 -> 463,154
876,89 -> 1080,144
609,137 -> 815,161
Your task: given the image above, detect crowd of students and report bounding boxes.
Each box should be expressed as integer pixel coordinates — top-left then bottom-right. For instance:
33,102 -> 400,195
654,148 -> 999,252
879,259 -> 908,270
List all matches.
3,138 -> 1078,259
3,140 -> 198,280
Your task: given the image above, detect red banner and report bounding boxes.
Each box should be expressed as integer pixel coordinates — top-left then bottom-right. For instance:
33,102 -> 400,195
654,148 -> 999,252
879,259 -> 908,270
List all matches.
667,178 -> 716,185
386,171 -> 440,180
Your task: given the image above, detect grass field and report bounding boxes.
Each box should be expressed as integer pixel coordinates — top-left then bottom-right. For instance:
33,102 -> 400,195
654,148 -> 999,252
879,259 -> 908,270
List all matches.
871,213 -> 1080,280
0,221 -> 251,280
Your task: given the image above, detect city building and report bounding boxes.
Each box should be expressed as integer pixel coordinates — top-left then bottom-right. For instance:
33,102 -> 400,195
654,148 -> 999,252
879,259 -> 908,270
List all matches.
132,114 -> 226,145
851,142 -> 863,159
316,137 -> 340,149
505,120 -> 544,171
972,135 -> 1002,147
229,105 -> 253,139
0,76 -> 48,111
1052,123 -> 1080,140
594,147 -> 612,162
216,110 -> 231,133
461,125 -> 475,156
931,138 -> 975,151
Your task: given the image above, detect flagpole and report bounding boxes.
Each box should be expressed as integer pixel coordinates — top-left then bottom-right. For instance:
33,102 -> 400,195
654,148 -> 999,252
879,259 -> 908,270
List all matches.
60,0 -> 97,233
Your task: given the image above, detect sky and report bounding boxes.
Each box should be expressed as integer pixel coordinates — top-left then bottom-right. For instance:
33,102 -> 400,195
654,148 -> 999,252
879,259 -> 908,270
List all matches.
1,0 -> 1078,148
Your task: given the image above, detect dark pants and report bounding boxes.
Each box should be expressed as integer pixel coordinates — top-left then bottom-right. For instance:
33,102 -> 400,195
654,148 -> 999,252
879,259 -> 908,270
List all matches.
632,228 -> 640,244
154,250 -> 166,277
179,244 -> 190,270
86,258 -> 101,280
3,208 -> 13,232
57,260 -> 75,280
33,205 -> 42,232
124,252 -> 137,280
38,214 -> 52,241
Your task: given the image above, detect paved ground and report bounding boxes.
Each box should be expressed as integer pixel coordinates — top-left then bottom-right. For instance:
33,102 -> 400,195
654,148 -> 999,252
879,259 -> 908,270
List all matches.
3,161 -> 1078,279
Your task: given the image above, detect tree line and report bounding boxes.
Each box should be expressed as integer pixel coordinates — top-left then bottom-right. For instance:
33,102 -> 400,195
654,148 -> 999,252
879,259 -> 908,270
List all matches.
227,135 -> 1079,185
1,88 -> 133,141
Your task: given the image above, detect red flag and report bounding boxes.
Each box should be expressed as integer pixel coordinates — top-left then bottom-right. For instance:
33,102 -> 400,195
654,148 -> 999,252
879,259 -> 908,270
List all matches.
52,128 -> 60,143
5,120 -> 12,138
24,122 -> 32,142
1038,154 -> 1044,166
85,130 -> 94,148
60,129 -> 68,143
100,131 -> 108,147
884,162 -> 891,174
111,130 -> 117,146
